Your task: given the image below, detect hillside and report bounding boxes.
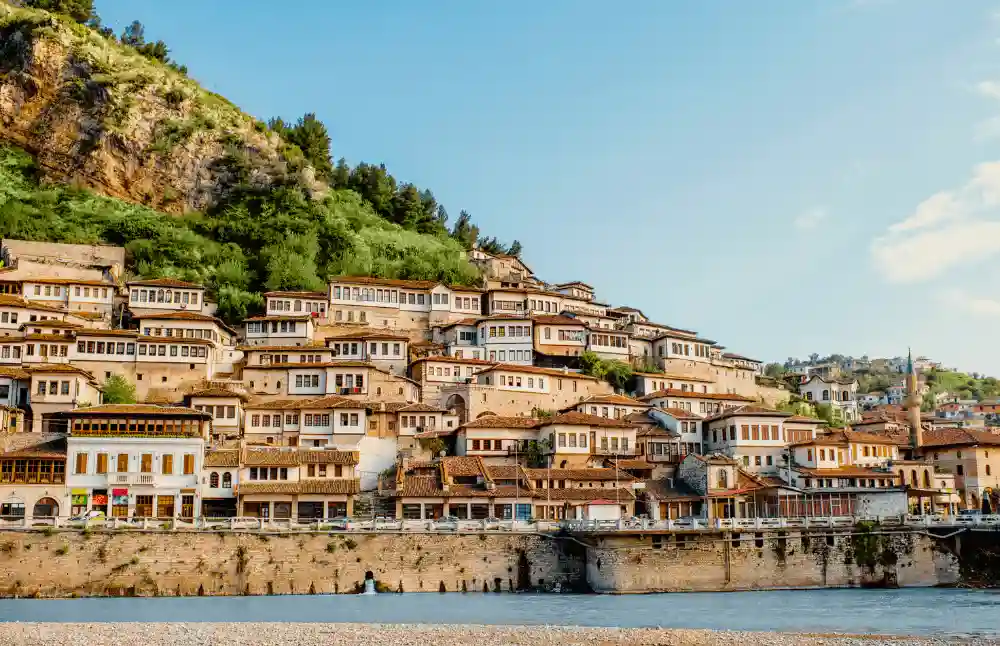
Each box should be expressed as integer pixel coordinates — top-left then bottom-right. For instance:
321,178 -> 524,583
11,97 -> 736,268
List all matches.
0,2 -> 488,322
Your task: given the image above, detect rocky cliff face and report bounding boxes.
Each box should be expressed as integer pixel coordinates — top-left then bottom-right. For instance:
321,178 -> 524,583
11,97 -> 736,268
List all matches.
0,6 -> 322,213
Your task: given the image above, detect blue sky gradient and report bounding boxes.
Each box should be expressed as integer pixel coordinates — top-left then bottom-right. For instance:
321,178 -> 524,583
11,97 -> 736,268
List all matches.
96,0 -> 1000,372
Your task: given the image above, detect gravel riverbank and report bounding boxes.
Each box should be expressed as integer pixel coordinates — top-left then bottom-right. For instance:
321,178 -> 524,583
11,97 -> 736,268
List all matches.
0,623 -> 994,646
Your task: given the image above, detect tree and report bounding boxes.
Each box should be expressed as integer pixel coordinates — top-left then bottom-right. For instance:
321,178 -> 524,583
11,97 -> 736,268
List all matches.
25,0 -> 93,22
120,20 -> 145,48
507,240 -> 522,257
579,351 -> 607,380
603,360 -> 633,392
102,375 -> 136,404
764,362 -> 786,379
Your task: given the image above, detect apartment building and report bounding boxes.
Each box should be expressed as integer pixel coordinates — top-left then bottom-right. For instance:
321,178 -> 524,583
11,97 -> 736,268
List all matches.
703,406 -> 794,475
454,415 -> 542,465
62,404 -> 211,519
532,315 -> 587,368
236,447 -> 360,519
325,329 -> 409,375
127,278 -> 205,316
263,290 -> 328,319
243,395 -> 369,447
799,375 -> 860,421
243,315 -> 315,346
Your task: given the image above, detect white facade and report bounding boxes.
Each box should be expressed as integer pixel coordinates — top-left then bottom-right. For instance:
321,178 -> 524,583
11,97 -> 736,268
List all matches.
799,375 -> 860,421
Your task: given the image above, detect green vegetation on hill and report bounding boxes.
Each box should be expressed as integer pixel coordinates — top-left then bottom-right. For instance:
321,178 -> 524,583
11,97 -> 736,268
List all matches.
923,369 -> 1000,402
0,144 -> 480,322
0,2 -> 517,323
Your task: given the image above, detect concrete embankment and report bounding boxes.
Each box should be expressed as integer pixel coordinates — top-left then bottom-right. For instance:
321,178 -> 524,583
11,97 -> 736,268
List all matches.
0,527 -> 994,597
0,623 -> 990,646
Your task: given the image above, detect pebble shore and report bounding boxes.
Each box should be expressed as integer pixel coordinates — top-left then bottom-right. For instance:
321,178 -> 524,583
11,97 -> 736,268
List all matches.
0,623 -> 994,646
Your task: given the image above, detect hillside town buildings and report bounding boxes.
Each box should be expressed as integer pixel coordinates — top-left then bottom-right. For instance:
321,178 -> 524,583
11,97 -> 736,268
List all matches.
0,239 -> 984,523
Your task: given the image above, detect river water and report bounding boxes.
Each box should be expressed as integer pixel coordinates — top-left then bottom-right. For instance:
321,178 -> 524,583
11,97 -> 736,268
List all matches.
0,589 -> 996,637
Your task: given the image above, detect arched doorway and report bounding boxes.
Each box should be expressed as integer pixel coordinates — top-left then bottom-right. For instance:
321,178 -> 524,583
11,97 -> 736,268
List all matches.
33,497 -> 59,518
445,394 -> 467,425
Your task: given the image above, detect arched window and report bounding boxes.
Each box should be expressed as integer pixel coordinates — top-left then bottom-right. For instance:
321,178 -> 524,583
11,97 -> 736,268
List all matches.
910,470 -> 917,487
822,389 -> 830,401
222,472 -> 232,488
209,472 -> 219,488
923,470 -> 931,488
376,387 -> 382,395
717,469 -> 729,489
156,289 -> 165,303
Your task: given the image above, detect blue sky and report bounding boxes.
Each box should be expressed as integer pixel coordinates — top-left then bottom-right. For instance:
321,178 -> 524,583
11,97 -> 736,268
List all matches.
97,0 -> 1000,373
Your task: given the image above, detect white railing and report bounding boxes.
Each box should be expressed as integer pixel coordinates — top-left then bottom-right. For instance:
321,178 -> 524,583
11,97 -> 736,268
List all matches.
108,472 -> 157,486
4,514 -> 999,533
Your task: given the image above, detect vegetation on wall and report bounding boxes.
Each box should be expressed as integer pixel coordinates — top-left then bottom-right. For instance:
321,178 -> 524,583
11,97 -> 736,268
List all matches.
579,350 -> 633,392
100,375 -> 136,404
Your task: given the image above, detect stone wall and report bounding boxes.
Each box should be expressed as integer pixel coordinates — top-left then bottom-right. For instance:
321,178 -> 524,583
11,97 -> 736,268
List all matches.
0,530 -> 583,598
586,530 -> 961,593
0,527 -> 992,598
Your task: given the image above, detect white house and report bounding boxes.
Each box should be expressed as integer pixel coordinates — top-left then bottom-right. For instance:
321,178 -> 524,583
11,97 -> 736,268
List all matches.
63,404 -> 212,519
799,375 -> 860,422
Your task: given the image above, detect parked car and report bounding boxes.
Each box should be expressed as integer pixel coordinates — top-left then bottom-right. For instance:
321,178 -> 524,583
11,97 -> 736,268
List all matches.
429,515 -> 459,531
373,517 -> 402,530
481,516 -> 501,530
327,516 -> 355,531
67,510 -> 106,527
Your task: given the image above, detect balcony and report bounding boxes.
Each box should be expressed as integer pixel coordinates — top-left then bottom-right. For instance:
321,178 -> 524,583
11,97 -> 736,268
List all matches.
588,448 -> 637,457
335,387 -> 364,395
108,472 -> 159,486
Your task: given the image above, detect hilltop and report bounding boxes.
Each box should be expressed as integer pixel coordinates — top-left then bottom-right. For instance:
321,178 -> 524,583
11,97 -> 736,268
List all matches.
0,2 -> 518,321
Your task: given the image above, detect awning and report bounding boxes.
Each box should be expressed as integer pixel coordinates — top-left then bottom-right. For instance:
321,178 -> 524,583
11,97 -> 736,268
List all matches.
71,488 -> 88,495
111,488 -> 128,496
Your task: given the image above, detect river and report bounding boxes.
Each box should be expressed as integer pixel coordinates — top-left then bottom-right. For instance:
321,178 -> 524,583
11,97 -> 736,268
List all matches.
0,589 -> 996,637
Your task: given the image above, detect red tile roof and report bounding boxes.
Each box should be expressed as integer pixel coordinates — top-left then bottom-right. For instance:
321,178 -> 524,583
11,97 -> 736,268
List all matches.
703,405 -> 793,422
531,315 -> 587,326
263,291 -> 327,298
541,411 -> 635,428
127,278 -> 203,288
639,389 -> 756,403
329,276 -> 439,290
460,415 -> 539,429
478,364 -> 599,381
921,428 -> 1000,448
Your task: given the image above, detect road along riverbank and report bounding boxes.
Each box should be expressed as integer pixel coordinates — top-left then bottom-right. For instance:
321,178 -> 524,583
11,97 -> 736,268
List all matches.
0,623 -> 993,646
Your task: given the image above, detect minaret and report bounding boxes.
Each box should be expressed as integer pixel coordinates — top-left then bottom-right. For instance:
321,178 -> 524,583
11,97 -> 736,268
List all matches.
905,348 -> 923,452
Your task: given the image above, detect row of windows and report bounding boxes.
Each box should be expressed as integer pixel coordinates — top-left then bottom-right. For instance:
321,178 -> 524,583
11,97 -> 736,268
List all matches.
804,390 -> 853,402
306,464 -> 344,477
26,343 -> 68,358
556,330 -> 585,342
130,288 -> 199,305
268,299 -> 325,314
470,439 -> 504,451
143,327 -> 221,342
486,325 -> 531,338
0,346 -> 20,359
34,285 -> 111,299
294,374 -> 321,388
193,405 -> 236,420
491,374 -> 546,389
0,459 -> 65,484
528,299 -> 559,313
248,467 -> 288,481
247,321 -> 301,334
138,344 -> 208,358
587,406 -> 628,419
0,311 -> 19,324
76,341 -> 135,355
738,424 -> 782,442
400,415 -> 435,428
207,471 -> 233,488
590,334 -> 627,348
36,380 -> 70,395
250,413 -> 360,427
428,365 -> 482,378
491,300 -> 522,312
74,452 -> 195,475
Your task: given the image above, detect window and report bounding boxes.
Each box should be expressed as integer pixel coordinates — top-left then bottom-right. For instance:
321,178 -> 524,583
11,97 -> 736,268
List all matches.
74,452 -> 88,474
96,453 -> 108,475
162,454 -> 174,475
222,472 -> 232,488
183,454 -> 195,475
140,454 -> 152,473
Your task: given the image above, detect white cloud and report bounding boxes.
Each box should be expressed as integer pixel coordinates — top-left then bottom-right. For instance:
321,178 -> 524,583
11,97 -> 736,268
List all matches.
793,206 -> 828,230
871,161 -> 1000,283
977,80 -> 1000,101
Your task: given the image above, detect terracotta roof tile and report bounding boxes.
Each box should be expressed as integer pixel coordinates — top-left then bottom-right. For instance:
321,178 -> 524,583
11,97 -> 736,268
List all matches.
185,388 -> 249,401
542,487 -> 635,502
921,428 -> 1000,448
442,456 -> 485,477
541,411 -> 634,428
263,291 -> 327,298
238,344 -> 329,352
522,468 -> 635,482
0,367 -> 29,380
703,405 -> 792,422
460,415 -> 539,429
25,364 -> 96,378
329,275 -> 439,290
639,389 -> 756,403
795,466 -> 895,478
0,294 -> 65,313
237,479 -> 360,495
204,450 -> 240,467
410,355 -> 497,366
654,407 -> 703,420
74,329 -> 138,337
18,320 -> 82,329
66,404 -> 211,417
0,433 -> 66,459
127,278 -> 203,288
243,315 -> 315,322
569,394 -> 649,408
531,315 -> 587,326
24,277 -> 113,287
